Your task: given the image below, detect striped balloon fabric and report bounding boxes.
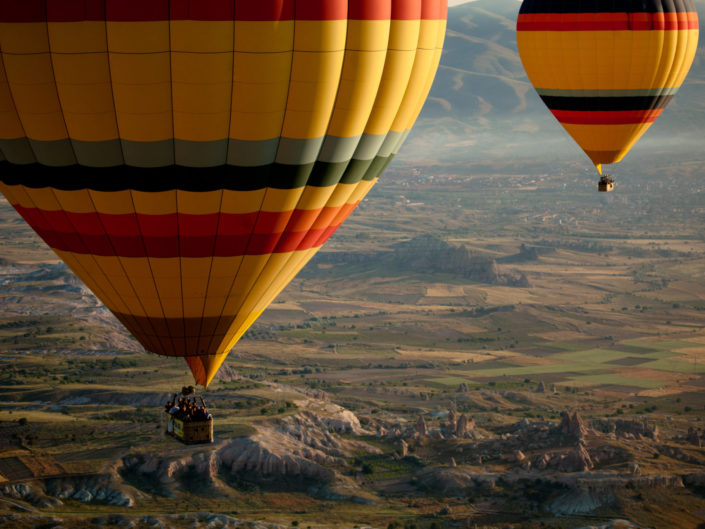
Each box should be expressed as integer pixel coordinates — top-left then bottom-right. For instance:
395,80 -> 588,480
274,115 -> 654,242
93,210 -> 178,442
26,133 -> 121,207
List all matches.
0,0 -> 447,386
517,0 -> 699,174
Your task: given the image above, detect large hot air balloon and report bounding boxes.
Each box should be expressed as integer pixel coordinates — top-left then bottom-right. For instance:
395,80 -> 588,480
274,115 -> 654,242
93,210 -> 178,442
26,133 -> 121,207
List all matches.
0,0 -> 447,386
517,0 -> 699,185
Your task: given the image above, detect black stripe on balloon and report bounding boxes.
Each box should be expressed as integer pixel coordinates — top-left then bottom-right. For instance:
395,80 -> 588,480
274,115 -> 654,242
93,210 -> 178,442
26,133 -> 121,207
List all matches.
0,155 -> 390,192
519,0 -> 694,14
540,95 -> 674,112
0,162 -> 330,191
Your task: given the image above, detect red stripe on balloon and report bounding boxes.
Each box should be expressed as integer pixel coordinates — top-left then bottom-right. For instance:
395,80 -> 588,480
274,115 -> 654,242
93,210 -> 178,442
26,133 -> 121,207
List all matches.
46,0 -> 105,22
170,0 -> 234,21
348,0 -> 392,21
517,12 -> 699,31
11,204 -> 365,258
295,0 -> 347,21
0,0 -> 446,22
551,109 -> 663,125
0,0 -> 45,23
421,0 -> 447,21
105,0 -> 169,22
234,0 -> 295,21
26,227 -> 333,257
307,201 -> 360,249
391,0 -> 422,21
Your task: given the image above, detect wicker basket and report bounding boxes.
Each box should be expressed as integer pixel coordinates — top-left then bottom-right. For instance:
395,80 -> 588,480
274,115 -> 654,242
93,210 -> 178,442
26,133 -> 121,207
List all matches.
166,413 -> 213,444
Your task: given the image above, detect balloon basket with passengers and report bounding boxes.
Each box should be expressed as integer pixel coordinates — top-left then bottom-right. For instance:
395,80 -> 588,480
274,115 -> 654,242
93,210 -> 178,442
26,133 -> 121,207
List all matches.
598,175 -> 615,193
165,386 -> 214,445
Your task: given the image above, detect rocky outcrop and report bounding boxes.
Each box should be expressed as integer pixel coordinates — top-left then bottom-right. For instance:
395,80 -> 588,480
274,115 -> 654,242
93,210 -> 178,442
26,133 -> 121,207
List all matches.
281,409 -> 365,437
572,521 -> 645,529
569,444 -> 595,473
1,513 -> 294,529
416,416 -> 428,436
447,409 -> 457,433
686,427 -> 703,447
592,418 -> 659,441
497,244 -> 552,264
657,445 -> 705,466
121,450 -> 221,495
45,475 -> 136,506
589,444 -> 631,467
551,475 -> 682,515
219,435 -> 338,484
312,235 -> 530,286
213,362 -> 239,382
455,414 -> 476,439
1,482 -> 62,509
550,487 -> 615,515
559,411 -> 588,440
118,411 -> 380,503
399,440 -> 408,457
683,472 -> 705,490
532,444 -> 593,473
562,474 -> 684,490
415,467 -> 684,513
2,475 -> 137,508
415,467 -> 498,495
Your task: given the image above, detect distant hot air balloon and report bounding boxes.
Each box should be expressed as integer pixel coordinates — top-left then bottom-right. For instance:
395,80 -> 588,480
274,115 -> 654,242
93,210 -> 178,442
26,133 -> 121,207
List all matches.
0,0 -> 447,386
517,0 -> 699,189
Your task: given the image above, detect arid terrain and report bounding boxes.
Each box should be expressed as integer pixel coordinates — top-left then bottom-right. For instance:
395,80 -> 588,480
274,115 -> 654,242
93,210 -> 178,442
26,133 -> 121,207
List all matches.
1,152 -> 705,529
2,2 -> 705,527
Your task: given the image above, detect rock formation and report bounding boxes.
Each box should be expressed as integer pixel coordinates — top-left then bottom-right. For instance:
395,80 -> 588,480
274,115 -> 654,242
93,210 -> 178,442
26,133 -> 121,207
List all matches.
311,234 -> 530,286
572,521 -> 645,529
213,362 -> 239,382
416,415 -> 428,436
531,444 -> 593,473
559,411 -> 588,440
592,418 -> 659,441
553,444 -> 594,473
117,410 -> 380,503
687,427 -> 702,447
399,440 -> 408,458
2,476 -> 137,508
447,409 -> 457,432
657,445 -> 705,466
455,414 -> 476,438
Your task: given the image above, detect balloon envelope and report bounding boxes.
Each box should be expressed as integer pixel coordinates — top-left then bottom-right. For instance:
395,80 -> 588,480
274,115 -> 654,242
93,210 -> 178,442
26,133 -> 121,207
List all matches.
0,0 -> 448,386
517,0 -> 699,174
